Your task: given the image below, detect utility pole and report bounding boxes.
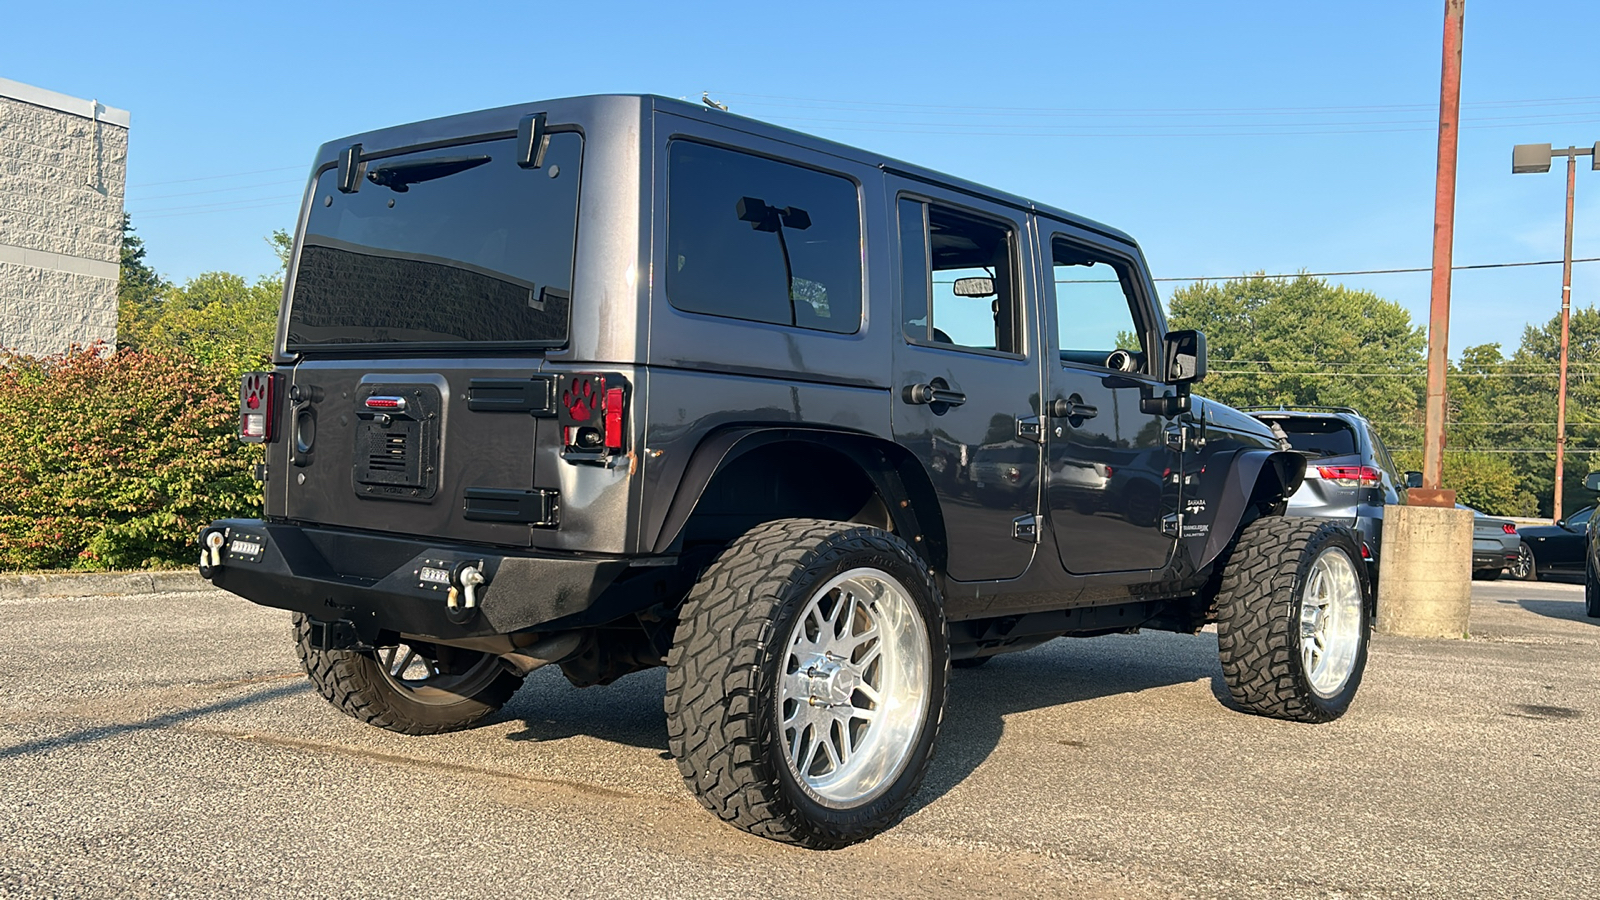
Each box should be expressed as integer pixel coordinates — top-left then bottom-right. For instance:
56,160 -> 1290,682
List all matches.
1415,0 -> 1465,507
1511,141 -> 1596,518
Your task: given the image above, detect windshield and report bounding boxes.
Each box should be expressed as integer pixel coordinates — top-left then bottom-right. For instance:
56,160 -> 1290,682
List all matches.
286,132 -> 582,349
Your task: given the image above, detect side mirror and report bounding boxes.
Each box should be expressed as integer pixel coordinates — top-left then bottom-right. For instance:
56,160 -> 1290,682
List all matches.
1164,330 -> 1207,385
1585,472 -> 1600,492
1404,471 -> 1424,489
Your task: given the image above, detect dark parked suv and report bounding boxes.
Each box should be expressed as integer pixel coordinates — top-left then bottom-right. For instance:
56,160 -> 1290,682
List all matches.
200,95 -> 1372,849
1245,407 -> 1411,582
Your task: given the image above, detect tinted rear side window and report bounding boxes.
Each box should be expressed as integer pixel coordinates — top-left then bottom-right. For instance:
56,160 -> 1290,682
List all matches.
1273,418 -> 1358,458
287,132 -> 582,349
666,141 -> 862,334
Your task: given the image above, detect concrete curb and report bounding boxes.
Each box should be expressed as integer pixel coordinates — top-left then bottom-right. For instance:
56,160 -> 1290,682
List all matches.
0,570 -> 212,600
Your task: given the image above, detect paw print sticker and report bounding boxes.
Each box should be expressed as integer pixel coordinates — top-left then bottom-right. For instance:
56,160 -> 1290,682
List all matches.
559,374 -> 605,425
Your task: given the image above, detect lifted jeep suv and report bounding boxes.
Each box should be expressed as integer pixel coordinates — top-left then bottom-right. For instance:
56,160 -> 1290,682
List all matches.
201,95 -> 1371,849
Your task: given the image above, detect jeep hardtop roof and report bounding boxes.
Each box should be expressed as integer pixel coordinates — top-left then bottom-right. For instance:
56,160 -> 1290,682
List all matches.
308,93 -> 1140,250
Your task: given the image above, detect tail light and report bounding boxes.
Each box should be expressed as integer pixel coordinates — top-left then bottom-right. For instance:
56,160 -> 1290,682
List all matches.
1316,465 -> 1381,488
1502,523 -> 1517,535
1360,542 -> 1372,560
558,373 -> 628,457
239,372 -> 277,443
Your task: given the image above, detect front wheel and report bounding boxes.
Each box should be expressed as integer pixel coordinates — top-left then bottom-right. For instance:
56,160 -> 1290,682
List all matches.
665,519 -> 948,849
1214,517 -> 1370,723
293,614 -> 523,735
1508,542 -> 1538,581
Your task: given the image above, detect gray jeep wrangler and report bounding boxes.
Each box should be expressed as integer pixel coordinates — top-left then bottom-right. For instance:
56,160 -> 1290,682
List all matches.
200,95 -> 1370,849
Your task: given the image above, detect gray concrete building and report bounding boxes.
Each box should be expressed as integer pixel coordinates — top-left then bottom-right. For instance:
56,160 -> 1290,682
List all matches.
0,77 -> 129,357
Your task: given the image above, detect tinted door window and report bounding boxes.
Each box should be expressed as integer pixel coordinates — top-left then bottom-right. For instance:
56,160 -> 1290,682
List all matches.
1052,238 -> 1147,371
667,142 -> 861,334
900,199 -> 1022,354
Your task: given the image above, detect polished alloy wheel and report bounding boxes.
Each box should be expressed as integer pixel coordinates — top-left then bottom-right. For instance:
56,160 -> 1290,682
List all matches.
1298,548 -> 1365,698
1510,544 -> 1534,580
375,642 -> 506,707
777,567 -> 930,807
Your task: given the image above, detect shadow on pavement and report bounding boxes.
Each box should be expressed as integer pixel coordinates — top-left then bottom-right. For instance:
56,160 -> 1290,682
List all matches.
501,667 -> 670,751
493,632 -> 1226,805
910,633 -> 1223,814
1515,598 -> 1599,625
0,681 -> 311,761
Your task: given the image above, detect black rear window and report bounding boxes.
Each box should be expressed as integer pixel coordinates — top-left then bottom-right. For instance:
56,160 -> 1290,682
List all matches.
666,141 -> 862,334
286,132 -> 582,349
1269,418 -> 1359,458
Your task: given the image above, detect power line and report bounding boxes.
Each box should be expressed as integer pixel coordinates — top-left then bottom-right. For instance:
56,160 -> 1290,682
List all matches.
126,165 -> 304,189
708,89 -> 1600,115
1039,256 -> 1600,284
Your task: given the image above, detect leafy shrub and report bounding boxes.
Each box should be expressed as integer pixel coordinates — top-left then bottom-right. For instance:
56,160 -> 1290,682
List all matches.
0,344 -> 260,571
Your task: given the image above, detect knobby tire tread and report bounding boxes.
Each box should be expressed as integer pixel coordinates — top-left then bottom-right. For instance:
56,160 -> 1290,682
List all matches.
1214,516 -> 1365,724
293,614 -> 519,736
664,518 -> 946,850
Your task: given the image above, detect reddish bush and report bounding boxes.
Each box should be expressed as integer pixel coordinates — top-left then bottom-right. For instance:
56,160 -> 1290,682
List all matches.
0,344 -> 260,570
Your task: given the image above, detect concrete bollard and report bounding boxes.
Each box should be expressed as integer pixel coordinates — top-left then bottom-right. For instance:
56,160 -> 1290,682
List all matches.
1376,504 -> 1474,638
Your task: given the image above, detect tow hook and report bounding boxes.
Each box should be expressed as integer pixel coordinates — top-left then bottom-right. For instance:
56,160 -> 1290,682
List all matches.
447,562 -> 487,612
199,530 -> 226,579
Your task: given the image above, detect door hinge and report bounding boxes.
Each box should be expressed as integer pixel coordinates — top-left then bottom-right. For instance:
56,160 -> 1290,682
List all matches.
1160,513 -> 1182,538
1012,514 -> 1040,543
1016,415 -> 1043,444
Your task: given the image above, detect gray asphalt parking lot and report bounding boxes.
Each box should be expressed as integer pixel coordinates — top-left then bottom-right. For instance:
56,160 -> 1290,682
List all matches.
0,579 -> 1595,899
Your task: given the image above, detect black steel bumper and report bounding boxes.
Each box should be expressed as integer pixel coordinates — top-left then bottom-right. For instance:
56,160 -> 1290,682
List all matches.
198,519 -> 638,643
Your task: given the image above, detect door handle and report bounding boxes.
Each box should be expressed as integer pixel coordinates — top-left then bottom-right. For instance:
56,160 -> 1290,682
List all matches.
1049,395 -> 1098,419
902,383 -> 967,407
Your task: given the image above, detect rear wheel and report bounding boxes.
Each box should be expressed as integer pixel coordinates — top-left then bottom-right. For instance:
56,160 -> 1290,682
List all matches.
1509,542 -> 1537,581
1586,560 -> 1600,619
1214,517 -> 1370,723
293,614 -> 523,735
1472,568 -> 1502,582
665,518 -> 948,849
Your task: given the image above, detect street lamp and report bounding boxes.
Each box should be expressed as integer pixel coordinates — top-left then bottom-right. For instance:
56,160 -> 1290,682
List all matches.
1512,141 -> 1600,519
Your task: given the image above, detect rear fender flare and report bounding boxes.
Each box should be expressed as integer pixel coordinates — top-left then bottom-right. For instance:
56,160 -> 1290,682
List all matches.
1199,449 -> 1307,569
648,426 -> 947,567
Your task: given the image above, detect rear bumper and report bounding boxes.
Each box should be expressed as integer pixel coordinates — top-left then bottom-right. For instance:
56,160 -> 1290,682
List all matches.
198,519 -> 642,642
1472,548 -> 1518,571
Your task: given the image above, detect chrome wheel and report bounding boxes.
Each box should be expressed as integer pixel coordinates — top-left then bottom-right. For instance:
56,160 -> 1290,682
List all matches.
1298,547 -> 1365,699
373,642 -> 507,707
777,567 -> 931,808
1510,543 -> 1535,580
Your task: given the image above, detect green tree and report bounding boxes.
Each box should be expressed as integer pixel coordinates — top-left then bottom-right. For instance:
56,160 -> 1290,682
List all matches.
121,272 -> 281,377
1167,275 -> 1427,448
116,214 -> 168,344
1480,305 -> 1600,517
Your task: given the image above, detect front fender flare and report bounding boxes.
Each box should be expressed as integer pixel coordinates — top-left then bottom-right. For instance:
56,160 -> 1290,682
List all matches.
1199,449 -> 1307,570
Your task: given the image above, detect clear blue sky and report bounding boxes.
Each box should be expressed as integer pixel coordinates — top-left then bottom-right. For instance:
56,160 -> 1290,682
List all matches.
10,0 -> 1600,356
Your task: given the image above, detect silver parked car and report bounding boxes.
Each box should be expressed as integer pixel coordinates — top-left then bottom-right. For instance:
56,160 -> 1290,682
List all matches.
1461,505 -> 1520,581
1246,407 -> 1410,582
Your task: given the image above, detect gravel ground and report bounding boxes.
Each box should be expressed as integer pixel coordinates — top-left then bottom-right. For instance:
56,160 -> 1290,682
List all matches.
0,579 -> 1594,899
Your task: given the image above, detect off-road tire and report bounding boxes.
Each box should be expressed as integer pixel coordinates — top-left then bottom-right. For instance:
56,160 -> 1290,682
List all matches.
1214,517 -> 1370,723
293,614 -> 522,735
664,518 -> 949,850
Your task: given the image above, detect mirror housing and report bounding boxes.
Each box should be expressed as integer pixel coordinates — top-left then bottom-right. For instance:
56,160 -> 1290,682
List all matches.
1404,471 -> 1424,489
1585,472 -> 1600,492
1164,330 -> 1207,385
